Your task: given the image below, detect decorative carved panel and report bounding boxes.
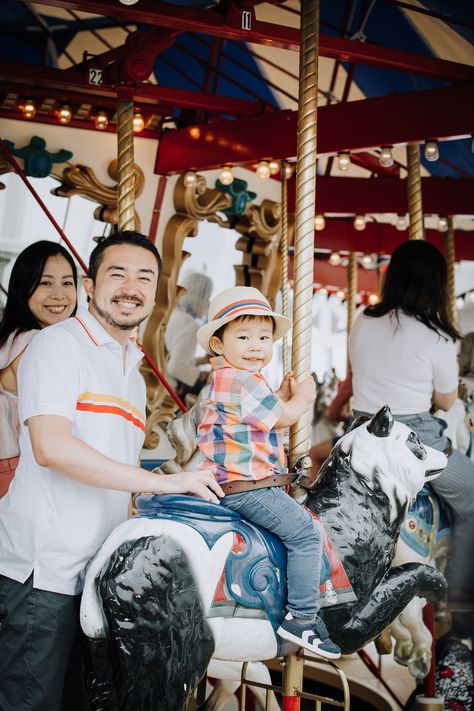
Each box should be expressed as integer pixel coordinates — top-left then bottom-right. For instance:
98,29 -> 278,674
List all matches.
141,173 -> 285,446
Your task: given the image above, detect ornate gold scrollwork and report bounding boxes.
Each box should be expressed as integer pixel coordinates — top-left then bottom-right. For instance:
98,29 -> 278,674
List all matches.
141,172 -> 284,447
54,159 -> 144,230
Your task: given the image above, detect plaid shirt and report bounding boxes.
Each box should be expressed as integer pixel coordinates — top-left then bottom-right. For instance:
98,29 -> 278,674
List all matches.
197,356 -> 285,484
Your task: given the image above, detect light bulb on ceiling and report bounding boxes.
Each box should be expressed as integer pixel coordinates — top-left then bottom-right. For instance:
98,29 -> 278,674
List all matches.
119,0 -> 140,5
256,161 -> 270,179
58,105 -> 72,124
361,253 -> 373,267
132,111 -> 145,132
319,287 -> 328,296
337,151 -> 350,171
329,251 -> 342,266
396,214 -> 408,231
94,110 -> 109,130
368,293 -> 379,305
424,140 -> 439,162
284,163 -> 294,180
437,215 -> 449,232
183,171 -> 197,188
21,98 -> 36,119
353,214 -> 366,231
379,146 -> 394,168
219,165 -> 234,186
336,289 -> 345,299
314,214 -> 325,231
268,160 -> 280,176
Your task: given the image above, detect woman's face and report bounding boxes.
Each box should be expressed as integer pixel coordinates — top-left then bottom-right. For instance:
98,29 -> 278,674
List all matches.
28,254 -> 76,328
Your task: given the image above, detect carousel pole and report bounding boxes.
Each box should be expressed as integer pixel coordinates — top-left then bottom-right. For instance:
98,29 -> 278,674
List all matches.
443,217 -> 457,325
406,143 -> 424,241
280,160 -> 290,375
283,0 -> 320,707
346,252 -> 357,370
117,90 -> 136,231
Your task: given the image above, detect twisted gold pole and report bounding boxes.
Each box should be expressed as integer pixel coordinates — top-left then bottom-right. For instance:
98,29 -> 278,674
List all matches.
444,217 -> 457,325
406,144 -> 424,241
117,99 -> 136,231
289,0 -> 319,472
347,252 -> 357,371
280,160 -> 290,375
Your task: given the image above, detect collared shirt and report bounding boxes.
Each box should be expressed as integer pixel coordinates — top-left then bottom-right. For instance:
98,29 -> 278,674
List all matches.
0,307 -> 146,595
196,356 -> 285,484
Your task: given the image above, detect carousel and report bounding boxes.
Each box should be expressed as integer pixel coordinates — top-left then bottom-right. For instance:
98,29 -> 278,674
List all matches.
0,1 -> 473,709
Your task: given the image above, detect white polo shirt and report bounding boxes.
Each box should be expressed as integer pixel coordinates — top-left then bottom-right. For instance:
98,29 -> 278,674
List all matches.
0,307 -> 146,595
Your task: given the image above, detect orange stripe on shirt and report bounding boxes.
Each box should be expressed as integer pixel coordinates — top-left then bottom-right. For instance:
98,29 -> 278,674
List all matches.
77,392 -> 145,424
75,316 -> 99,346
76,402 -> 146,433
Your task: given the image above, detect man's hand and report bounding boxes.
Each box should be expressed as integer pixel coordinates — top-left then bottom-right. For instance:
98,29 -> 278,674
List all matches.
153,470 -> 224,503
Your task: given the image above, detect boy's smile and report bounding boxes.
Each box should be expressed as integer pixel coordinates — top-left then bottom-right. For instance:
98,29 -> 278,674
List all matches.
210,317 -> 274,372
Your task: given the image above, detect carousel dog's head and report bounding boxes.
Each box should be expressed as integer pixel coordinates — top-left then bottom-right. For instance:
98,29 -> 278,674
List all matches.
337,406 -> 447,519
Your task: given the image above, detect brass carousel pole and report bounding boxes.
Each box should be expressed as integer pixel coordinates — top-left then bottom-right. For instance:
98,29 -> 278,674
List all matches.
347,252 -> 357,370
406,143 -> 424,241
280,160 -> 290,375
444,216 -> 457,325
283,0 -> 320,707
117,91 -> 136,231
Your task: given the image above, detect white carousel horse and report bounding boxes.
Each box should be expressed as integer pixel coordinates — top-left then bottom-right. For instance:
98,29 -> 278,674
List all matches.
80,405 -> 448,711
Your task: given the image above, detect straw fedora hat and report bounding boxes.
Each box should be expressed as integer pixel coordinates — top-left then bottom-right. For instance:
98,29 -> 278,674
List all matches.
197,286 -> 291,355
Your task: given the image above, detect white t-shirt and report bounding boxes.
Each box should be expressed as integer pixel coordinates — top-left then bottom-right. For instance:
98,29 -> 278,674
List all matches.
349,310 -> 458,415
0,308 -> 146,595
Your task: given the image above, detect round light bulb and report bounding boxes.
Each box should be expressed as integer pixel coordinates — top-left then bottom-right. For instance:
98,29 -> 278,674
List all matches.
319,287 -> 328,296
361,253 -> 373,267
256,161 -> 270,180
58,105 -> 72,124
337,151 -> 350,171
329,251 -> 342,266
119,0 -> 140,5
314,214 -> 325,231
220,166 -> 234,186
284,163 -> 294,180
132,112 -> 145,132
379,146 -> 394,168
353,214 -> 366,231
94,111 -> 109,130
183,171 -> 197,188
437,215 -> 448,232
268,160 -> 280,175
368,293 -> 379,305
424,140 -> 439,162
22,99 -> 36,119
396,214 -> 408,231
336,289 -> 345,299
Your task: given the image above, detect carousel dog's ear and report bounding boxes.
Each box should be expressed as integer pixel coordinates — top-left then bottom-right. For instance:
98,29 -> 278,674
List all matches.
367,405 -> 394,438
349,415 -> 370,431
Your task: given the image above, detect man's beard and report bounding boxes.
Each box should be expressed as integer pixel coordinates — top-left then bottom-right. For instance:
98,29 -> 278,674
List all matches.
91,296 -> 148,331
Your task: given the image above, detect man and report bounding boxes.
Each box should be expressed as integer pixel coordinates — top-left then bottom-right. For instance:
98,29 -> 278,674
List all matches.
0,231 -> 222,710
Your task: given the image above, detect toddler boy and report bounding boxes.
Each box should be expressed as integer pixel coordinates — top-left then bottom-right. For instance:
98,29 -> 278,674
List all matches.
196,286 -> 341,659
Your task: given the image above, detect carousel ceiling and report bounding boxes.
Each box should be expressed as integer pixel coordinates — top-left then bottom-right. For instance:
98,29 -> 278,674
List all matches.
0,0 -> 473,271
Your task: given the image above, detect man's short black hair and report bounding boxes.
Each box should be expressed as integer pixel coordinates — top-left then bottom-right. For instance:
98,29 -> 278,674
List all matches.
88,230 -> 162,282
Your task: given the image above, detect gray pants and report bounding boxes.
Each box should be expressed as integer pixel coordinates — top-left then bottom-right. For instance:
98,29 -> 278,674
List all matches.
354,409 -> 474,595
0,574 -> 84,711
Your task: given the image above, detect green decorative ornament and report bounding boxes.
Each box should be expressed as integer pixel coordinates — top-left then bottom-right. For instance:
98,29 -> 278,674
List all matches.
4,136 -> 73,178
215,177 -> 257,217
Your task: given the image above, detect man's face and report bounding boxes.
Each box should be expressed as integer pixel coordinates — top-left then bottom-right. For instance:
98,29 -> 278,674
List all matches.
83,244 -> 158,336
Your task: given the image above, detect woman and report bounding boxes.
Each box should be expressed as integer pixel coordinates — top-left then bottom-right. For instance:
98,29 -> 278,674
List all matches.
349,240 -> 474,604
0,240 -> 77,496
164,271 -> 213,401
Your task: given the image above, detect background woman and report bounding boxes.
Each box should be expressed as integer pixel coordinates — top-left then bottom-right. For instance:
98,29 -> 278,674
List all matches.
0,240 -> 77,496
349,240 -> 474,606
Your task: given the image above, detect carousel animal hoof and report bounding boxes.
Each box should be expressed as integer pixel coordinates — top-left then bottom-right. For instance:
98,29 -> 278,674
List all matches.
406,642 -> 432,681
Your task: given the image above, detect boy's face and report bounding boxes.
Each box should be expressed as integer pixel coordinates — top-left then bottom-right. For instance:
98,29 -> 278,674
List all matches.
210,316 -> 273,372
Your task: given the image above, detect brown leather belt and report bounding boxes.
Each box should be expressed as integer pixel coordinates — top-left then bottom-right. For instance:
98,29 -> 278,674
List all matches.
220,473 -> 295,495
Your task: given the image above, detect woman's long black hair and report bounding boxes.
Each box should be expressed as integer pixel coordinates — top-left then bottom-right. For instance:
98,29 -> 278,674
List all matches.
0,240 -> 78,349
365,240 -> 461,341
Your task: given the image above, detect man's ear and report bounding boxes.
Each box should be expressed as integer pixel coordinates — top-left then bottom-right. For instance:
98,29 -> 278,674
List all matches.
209,335 -> 223,355
83,277 -> 94,301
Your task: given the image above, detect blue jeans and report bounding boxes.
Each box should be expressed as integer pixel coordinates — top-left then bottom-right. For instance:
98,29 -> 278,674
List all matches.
222,486 -> 323,619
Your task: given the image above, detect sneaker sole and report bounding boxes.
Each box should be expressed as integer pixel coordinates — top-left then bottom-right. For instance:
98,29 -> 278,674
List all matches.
277,627 -> 341,660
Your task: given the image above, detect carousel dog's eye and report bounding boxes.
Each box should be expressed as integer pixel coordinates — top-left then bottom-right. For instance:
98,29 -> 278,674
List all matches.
405,432 -> 427,460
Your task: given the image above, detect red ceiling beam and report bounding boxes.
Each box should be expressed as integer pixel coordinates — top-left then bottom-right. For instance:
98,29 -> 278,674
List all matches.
287,177 -> 474,216
310,222 -> 474,261
288,258 -> 380,292
155,82 -> 474,172
0,62 -> 261,117
34,0 -> 474,81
